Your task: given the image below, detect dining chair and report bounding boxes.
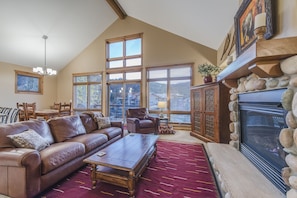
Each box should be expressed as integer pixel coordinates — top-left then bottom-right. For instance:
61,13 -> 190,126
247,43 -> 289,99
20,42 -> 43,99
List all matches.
51,102 -> 61,111
16,103 -> 27,121
59,102 -> 72,116
26,102 -> 36,120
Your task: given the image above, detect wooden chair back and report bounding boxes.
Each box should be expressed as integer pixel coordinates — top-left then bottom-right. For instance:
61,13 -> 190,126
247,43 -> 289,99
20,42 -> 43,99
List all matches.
59,102 -> 72,116
17,102 -> 36,121
16,103 -> 27,121
51,102 -> 61,110
26,102 -> 36,120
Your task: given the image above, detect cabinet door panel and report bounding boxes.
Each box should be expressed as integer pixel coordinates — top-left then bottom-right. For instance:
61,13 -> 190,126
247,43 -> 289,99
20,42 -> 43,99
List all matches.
205,114 -> 215,140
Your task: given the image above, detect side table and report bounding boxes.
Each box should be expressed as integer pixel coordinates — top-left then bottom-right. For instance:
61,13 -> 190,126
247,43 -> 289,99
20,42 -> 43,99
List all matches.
158,118 -> 175,134
159,118 -> 168,126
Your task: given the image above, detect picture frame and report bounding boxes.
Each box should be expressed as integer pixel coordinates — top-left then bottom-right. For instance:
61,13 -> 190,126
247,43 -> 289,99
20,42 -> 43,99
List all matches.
15,70 -> 43,94
234,0 -> 274,57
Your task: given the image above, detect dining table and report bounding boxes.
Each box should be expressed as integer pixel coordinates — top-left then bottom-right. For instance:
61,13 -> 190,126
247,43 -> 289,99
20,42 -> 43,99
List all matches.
35,109 -> 59,120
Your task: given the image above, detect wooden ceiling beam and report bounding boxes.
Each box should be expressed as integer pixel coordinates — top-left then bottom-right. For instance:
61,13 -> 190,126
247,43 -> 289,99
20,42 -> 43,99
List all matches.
106,0 -> 127,19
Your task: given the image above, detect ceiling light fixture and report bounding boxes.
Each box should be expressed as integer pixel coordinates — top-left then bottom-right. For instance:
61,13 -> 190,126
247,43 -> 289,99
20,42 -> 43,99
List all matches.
33,35 -> 57,75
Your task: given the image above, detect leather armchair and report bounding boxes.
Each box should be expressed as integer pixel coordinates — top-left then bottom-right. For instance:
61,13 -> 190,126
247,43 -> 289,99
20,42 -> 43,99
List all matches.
126,108 -> 159,134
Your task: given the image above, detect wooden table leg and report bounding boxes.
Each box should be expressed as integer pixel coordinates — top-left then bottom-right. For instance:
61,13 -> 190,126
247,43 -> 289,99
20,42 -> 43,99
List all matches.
128,171 -> 135,198
90,164 -> 97,189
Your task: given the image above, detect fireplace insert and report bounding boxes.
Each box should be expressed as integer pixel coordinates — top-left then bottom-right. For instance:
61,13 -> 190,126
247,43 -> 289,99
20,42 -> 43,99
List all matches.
239,88 -> 288,194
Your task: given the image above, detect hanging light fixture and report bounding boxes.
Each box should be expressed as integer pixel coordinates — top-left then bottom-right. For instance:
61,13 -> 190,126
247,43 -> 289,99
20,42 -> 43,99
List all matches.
33,35 -> 57,75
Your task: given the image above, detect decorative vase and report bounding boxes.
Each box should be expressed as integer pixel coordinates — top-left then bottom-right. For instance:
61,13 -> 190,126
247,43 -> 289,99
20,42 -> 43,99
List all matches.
203,75 -> 212,83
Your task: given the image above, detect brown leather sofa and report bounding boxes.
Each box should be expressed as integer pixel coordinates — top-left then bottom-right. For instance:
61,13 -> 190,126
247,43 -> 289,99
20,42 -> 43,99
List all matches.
126,108 -> 159,134
0,113 -> 123,198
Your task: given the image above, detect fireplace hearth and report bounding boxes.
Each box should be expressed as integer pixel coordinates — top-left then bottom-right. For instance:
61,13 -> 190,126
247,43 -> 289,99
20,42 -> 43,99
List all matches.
239,89 -> 288,194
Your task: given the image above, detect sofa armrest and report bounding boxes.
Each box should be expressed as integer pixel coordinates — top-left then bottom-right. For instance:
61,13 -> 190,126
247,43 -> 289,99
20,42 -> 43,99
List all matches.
126,117 -> 140,124
0,148 -> 41,198
111,120 -> 124,137
126,118 -> 141,133
0,148 -> 41,167
110,120 -> 123,128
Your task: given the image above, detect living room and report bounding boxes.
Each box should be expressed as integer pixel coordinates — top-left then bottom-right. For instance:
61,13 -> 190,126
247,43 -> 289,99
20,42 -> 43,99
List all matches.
1,0 -> 297,198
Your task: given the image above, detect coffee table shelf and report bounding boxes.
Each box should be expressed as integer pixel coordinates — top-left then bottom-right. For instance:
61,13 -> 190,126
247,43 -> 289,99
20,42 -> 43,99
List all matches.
83,133 -> 159,197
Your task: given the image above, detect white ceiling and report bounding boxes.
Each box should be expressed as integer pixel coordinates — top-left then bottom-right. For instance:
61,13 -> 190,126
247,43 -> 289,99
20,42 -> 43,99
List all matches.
0,0 -> 239,72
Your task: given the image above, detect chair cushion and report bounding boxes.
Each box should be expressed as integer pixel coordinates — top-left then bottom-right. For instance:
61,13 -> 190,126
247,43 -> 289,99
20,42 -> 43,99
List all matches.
7,129 -> 50,151
48,115 -> 86,142
40,142 -> 85,174
139,120 -> 154,128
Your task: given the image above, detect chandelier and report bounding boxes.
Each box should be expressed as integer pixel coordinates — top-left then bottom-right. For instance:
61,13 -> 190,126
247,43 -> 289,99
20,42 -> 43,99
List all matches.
33,35 -> 57,75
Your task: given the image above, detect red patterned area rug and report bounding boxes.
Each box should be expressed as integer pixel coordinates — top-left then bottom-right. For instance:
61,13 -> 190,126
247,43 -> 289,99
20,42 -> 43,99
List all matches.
40,141 -> 220,198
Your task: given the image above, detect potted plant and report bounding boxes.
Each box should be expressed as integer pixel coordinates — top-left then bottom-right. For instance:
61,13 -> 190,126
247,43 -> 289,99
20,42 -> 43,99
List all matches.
198,63 -> 221,83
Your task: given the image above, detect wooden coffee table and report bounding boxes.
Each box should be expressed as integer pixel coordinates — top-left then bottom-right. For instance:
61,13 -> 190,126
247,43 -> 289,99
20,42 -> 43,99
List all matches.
83,133 -> 159,197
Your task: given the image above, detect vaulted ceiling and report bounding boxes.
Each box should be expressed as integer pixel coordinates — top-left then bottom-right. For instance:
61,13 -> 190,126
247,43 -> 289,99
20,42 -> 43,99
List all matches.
0,0 -> 239,72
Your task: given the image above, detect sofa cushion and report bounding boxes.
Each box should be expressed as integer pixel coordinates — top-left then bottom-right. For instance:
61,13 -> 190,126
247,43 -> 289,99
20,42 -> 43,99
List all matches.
96,117 -> 111,129
66,133 -> 108,153
92,127 -> 122,140
79,113 -> 98,133
40,142 -> 85,174
7,129 -> 50,151
0,123 -> 29,148
21,119 -> 55,144
48,115 -> 87,142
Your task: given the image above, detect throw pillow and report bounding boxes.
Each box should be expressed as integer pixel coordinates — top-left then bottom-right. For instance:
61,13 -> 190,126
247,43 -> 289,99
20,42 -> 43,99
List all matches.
7,129 -> 50,151
97,117 -> 111,129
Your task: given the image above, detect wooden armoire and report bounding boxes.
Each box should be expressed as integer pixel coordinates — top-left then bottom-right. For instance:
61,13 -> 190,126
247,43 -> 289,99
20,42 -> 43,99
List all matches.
190,82 -> 230,143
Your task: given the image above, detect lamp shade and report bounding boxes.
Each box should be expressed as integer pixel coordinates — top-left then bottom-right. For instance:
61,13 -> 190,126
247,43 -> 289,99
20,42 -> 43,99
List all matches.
158,101 -> 166,109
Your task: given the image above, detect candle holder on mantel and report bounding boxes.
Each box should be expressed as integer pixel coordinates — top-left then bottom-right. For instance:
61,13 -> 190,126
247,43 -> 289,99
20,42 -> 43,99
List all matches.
254,12 -> 267,40
254,26 -> 266,40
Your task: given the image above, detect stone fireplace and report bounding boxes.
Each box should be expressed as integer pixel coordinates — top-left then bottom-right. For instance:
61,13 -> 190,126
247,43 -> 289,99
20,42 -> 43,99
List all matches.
227,56 -> 297,198
206,37 -> 297,198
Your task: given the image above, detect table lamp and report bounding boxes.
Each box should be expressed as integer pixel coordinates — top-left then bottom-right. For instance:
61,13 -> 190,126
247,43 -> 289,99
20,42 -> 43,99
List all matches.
157,101 -> 166,118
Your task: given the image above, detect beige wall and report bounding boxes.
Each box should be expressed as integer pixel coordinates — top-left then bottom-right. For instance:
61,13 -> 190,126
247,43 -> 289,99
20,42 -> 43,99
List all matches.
0,62 -> 57,109
57,17 -> 217,113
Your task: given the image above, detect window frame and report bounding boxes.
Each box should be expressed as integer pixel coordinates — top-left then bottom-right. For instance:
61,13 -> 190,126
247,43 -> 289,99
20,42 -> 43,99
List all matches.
106,33 -> 143,70
72,72 -> 102,112
147,63 -> 193,124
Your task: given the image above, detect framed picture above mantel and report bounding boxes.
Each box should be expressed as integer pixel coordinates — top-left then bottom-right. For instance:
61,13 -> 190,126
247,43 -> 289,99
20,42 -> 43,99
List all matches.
15,70 -> 43,94
234,0 -> 274,57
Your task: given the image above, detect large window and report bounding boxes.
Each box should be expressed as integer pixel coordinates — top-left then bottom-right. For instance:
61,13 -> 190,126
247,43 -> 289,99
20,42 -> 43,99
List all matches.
147,64 -> 192,124
106,34 -> 143,119
73,73 -> 102,112
106,33 -> 142,69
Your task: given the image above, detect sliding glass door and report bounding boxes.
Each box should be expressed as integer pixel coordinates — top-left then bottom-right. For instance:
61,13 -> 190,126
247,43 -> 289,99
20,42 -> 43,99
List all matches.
108,83 -> 140,119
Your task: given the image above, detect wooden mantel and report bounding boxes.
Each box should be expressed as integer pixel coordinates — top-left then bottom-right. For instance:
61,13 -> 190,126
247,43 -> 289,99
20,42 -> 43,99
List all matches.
217,36 -> 297,87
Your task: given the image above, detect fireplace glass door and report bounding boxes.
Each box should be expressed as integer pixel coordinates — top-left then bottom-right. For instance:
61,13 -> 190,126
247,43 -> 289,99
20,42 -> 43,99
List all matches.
239,89 -> 288,194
